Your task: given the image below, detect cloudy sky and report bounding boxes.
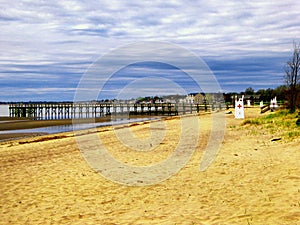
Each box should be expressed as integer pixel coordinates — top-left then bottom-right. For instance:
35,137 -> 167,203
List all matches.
0,0 -> 299,101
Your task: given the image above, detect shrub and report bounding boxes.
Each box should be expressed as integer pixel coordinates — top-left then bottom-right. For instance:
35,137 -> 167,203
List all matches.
296,118 -> 300,126
242,119 -> 261,125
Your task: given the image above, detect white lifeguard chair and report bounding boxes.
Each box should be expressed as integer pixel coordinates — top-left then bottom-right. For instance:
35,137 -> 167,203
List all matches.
235,95 -> 245,119
270,97 -> 278,111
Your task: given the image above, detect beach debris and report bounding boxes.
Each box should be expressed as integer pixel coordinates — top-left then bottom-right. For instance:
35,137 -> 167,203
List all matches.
234,95 -> 244,119
271,137 -> 281,142
260,104 -> 270,113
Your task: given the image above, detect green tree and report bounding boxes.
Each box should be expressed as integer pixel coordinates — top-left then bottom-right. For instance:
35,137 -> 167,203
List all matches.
245,87 -> 254,95
273,85 -> 288,102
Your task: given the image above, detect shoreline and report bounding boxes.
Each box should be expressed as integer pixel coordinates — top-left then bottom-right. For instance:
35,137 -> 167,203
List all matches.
0,110 -> 214,143
0,114 -> 165,131
0,114 -> 167,142
0,108 -> 251,142
0,107 -> 269,142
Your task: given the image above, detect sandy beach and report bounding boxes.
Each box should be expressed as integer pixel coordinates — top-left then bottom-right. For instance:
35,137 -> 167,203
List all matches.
0,108 -> 299,224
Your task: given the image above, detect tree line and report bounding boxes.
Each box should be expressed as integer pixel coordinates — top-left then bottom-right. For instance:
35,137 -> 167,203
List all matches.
226,85 -> 290,103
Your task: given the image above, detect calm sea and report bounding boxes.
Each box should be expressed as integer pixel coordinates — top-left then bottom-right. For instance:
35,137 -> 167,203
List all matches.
0,117 -> 158,135
0,105 -> 9,116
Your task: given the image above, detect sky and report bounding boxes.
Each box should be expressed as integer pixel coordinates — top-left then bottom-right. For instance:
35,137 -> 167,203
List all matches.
0,0 -> 300,101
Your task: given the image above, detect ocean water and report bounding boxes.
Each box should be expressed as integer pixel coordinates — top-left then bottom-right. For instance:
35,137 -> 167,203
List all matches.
0,105 -> 9,116
0,117 -> 158,135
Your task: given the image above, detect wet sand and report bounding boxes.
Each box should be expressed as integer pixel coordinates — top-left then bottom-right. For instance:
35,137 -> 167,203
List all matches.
0,117 -> 112,131
0,132 -> 48,142
0,108 -> 299,224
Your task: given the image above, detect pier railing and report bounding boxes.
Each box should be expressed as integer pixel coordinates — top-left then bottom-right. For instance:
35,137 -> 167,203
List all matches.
9,102 -> 226,120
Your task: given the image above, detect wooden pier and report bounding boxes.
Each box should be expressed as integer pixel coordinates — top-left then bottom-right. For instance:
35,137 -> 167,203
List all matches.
9,102 -> 224,120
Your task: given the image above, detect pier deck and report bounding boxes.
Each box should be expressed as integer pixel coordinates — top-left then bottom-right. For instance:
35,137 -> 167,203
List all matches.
9,102 -> 223,120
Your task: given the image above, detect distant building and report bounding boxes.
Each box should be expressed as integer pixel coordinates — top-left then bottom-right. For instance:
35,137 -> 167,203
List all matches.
185,94 -> 195,103
183,93 -> 205,104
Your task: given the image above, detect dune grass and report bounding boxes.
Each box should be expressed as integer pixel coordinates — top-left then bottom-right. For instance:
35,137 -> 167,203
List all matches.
242,110 -> 300,140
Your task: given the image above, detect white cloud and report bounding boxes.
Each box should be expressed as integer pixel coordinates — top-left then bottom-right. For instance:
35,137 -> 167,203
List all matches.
0,0 -> 299,100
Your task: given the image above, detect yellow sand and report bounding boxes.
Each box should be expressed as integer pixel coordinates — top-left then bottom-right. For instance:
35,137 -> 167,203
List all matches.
0,108 -> 299,224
